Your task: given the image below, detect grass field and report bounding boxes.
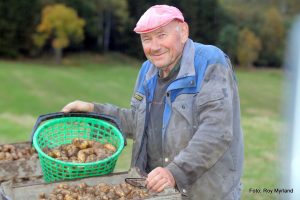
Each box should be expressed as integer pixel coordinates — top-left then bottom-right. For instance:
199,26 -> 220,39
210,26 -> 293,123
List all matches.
0,54 -> 284,199
237,69 -> 283,200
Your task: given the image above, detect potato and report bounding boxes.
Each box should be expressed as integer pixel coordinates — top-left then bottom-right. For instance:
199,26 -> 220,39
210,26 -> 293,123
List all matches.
0,152 -> 5,160
94,148 -> 107,159
72,138 -> 89,149
40,181 -> 149,200
77,148 -> 94,163
43,139 -> 117,164
67,146 -> 80,157
0,144 -> 37,162
103,143 -> 116,152
86,154 -> 97,163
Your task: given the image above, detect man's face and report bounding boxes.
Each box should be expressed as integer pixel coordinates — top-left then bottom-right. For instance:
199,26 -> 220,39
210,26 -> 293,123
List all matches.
140,21 -> 188,76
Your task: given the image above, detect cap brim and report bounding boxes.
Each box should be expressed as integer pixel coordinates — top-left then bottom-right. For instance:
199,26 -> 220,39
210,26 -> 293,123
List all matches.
134,18 -> 184,34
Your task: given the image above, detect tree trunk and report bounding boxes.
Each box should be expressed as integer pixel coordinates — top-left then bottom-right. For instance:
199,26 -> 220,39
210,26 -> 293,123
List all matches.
280,1 -> 287,14
103,10 -> 111,52
55,48 -> 62,64
97,11 -> 103,51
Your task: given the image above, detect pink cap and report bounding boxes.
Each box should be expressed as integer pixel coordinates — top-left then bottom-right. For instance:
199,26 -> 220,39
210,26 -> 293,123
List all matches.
134,5 -> 184,34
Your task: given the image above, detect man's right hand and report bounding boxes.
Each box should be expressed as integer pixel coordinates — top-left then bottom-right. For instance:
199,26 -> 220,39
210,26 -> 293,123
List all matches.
61,100 -> 94,113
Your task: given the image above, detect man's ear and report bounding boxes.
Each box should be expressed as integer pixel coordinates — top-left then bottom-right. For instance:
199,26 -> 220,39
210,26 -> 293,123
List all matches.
180,22 -> 189,43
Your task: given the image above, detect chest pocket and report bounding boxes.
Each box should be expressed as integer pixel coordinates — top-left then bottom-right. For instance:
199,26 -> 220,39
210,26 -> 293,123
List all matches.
169,94 -> 196,132
165,94 -> 196,157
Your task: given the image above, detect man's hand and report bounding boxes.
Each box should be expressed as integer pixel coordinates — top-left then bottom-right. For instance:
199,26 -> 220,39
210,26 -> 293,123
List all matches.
146,167 -> 175,193
61,100 -> 94,113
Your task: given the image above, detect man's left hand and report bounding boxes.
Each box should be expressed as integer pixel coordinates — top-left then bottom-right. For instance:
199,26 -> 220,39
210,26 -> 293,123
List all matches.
146,167 -> 175,193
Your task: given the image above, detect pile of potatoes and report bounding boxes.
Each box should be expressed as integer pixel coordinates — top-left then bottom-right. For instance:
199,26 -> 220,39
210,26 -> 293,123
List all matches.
43,138 -> 117,163
39,182 -> 149,200
0,144 -> 37,161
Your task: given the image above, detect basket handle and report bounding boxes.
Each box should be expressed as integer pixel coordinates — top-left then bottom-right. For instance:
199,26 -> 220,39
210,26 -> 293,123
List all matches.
30,112 -> 126,145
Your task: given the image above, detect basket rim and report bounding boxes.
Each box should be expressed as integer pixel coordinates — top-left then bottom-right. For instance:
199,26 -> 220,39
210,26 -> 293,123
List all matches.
32,117 -> 124,166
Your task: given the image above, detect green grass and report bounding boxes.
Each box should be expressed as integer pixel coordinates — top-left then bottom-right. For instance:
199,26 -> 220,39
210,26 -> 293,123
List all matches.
237,69 -> 283,200
0,55 -> 283,199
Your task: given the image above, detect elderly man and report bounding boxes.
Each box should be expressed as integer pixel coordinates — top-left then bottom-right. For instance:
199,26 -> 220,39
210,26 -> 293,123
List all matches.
62,5 -> 244,200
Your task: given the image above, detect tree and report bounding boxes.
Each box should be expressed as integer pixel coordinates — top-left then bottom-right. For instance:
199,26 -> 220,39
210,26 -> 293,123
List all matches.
273,0 -> 300,16
53,0 -> 130,52
0,0 -> 40,57
34,4 -> 85,64
49,0 -> 99,51
178,0 -> 230,44
92,0 -> 129,52
237,28 -> 261,68
217,24 -> 239,63
259,7 -> 285,66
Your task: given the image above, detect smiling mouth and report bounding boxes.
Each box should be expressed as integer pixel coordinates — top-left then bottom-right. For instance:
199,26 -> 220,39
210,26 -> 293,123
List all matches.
152,52 -> 166,57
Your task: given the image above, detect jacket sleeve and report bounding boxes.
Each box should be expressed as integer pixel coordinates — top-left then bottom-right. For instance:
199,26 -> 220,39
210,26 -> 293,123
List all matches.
93,103 -> 136,139
166,58 -> 237,193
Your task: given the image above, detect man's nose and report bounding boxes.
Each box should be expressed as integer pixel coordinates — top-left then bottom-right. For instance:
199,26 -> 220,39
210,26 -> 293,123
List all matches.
150,38 -> 161,51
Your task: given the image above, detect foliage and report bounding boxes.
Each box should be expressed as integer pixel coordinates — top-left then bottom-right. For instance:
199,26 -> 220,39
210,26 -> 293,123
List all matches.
217,24 -> 239,63
33,4 -> 85,63
259,0 -> 300,17
180,0 -> 231,44
237,28 -> 261,68
259,7 -> 285,67
45,0 -> 130,52
0,0 -> 41,57
1,0 -> 300,66
48,0 -> 98,50
92,0 -> 129,52
219,0 -> 300,67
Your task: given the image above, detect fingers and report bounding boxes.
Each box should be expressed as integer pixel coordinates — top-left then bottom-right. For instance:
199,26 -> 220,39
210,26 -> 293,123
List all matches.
146,167 -> 175,193
149,176 -> 169,193
61,100 -> 94,113
146,170 -> 161,190
157,180 -> 171,193
61,102 -> 75,112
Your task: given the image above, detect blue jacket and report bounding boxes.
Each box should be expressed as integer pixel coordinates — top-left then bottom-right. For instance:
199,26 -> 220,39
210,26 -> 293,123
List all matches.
94,39 -> 244,200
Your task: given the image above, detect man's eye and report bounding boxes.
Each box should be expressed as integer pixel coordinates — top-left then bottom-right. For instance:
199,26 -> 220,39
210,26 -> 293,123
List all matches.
142,38 -> 150,43
158,34 -> 166,38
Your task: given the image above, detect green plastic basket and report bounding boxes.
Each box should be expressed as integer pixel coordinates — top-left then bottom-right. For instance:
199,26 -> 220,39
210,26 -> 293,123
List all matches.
32,112 -> 124,183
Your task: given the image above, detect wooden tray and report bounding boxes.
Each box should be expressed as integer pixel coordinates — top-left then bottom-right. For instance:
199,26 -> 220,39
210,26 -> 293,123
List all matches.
0,168 -> 182,200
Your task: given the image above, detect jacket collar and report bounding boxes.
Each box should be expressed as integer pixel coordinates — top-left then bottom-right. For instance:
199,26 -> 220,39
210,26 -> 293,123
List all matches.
177,38 -> 196,78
